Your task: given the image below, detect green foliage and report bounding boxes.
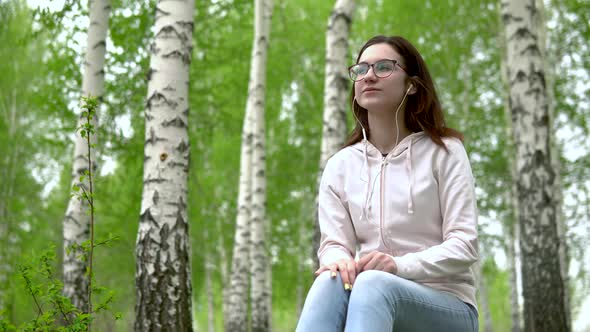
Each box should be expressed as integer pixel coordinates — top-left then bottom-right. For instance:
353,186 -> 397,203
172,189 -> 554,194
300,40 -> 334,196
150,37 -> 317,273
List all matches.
4,245 -> 119,332
479,259 -> 512,332
3,93 -> 120,330
0,0 -> 74,324
1,0 -> 589,330
9,247 -> 90,332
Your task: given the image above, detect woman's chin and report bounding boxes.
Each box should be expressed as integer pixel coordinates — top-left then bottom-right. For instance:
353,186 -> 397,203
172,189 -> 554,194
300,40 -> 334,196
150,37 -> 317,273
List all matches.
359,100 -> 393,112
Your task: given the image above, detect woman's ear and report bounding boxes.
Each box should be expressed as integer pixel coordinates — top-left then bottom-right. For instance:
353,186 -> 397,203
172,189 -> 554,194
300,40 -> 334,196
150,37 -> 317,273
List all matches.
408,77 -> 419,95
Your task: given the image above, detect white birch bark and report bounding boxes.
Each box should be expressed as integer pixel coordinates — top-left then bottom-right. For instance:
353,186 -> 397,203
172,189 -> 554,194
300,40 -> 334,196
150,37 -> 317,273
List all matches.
312,0 -> 355,269
507,220 -> 522,332
224,122 -> 253,332
224,31 -> 256,332
501,0 -> 569,330
249,1 -> 273,331
134,0 -> 195,330
500,27 -> 523,332
62,0 -> 110,312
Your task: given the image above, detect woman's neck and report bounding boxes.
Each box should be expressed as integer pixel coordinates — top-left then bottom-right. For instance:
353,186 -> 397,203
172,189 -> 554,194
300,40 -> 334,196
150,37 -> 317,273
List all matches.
367,110 -> 411,154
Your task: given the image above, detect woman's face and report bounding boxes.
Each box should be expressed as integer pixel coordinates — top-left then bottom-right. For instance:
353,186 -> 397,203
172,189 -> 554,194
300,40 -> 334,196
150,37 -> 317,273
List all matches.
354,43 -> 409,114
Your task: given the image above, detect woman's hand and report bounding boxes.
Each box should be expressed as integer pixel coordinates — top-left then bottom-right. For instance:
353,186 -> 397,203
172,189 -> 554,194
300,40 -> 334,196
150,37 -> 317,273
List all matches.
314,258 -> 357,290
356,251 -> 397,274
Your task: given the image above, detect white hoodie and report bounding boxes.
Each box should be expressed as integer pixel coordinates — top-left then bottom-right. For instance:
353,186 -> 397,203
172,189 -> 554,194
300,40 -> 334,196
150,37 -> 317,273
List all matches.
317,131 -> 479,308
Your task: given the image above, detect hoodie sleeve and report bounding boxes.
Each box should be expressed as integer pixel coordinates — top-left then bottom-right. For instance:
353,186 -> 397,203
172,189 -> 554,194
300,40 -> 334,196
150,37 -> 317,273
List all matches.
393,139 -> 479,280
317,157 -> 356,267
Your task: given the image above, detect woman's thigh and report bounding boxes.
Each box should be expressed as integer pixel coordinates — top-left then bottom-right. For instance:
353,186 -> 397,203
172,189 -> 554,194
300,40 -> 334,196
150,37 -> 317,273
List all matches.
296,271 -> 351,332
346,270 -> 478,332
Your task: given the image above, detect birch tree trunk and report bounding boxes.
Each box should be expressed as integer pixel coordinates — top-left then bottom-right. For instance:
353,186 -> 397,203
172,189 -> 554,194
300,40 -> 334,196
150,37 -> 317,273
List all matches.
62,0 -> 110,312
500,17 -> 523,331
224,38 -> 255,332
134,1 -> 195,330
224,1 -> 273,331
501,0 -> 569,330
249,1 -> 273,331
312,0 -> 355,270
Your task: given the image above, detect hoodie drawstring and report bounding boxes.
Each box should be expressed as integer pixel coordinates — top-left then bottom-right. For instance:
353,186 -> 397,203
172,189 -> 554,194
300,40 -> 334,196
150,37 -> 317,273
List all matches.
359,135 -> 416,222
359,129 -> 374,221
406,138 -> 414,214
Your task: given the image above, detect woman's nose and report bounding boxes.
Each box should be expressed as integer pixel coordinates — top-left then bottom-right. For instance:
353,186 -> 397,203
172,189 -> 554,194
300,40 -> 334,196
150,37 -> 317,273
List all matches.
363,66 -> 378,81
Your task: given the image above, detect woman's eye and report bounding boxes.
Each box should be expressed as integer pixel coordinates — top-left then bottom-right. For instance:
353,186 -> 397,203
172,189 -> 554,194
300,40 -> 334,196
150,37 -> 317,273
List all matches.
375,62 -> 393,72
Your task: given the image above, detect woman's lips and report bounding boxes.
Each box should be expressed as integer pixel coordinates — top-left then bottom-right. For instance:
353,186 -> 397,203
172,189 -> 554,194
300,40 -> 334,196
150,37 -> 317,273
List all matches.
363,88 -> 380,93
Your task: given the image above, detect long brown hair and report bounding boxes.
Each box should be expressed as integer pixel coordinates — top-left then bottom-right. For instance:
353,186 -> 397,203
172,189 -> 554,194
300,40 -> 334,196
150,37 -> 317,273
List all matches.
344,35 -> 463,149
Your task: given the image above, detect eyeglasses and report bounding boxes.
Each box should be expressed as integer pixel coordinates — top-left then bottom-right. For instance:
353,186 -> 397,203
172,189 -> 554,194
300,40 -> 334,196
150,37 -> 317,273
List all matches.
348,59 -> 407,82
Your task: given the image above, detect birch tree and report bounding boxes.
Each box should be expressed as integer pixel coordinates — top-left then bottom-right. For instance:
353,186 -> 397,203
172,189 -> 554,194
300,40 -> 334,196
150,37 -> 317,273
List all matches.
250,0 -> 273,331
501,0 -> 569,330
62,0 -> 110,312
500,22 -> 523,331
312,0 -> 355,270
135,0 -> 195,330
224,80 -> 254,332
225,0 -> 273,331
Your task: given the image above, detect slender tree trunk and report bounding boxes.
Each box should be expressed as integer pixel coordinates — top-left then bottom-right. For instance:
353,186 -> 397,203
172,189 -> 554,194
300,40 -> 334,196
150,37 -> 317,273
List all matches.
62,0 -> 110,312
224,126 -> 253,332
499,14 -> 523,330
249,1 -> 273,331
501,0 -> 569,330
224,30 -> 256,332
312,0 -> 355,270
134,0 -> 195,330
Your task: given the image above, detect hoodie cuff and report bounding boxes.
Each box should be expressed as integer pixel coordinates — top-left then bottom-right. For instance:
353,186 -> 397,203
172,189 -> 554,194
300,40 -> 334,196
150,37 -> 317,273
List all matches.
391,253 -> 421,279
319,248 -> 353,267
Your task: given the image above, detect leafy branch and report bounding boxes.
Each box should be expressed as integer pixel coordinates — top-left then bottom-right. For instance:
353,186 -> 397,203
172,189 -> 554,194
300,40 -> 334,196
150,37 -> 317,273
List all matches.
5,96 -> 121,331
75,95 -> 97,331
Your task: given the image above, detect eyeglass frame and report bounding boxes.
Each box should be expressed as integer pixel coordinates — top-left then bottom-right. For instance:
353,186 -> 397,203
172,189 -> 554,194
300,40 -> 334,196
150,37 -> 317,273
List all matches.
347,59 -> 408,82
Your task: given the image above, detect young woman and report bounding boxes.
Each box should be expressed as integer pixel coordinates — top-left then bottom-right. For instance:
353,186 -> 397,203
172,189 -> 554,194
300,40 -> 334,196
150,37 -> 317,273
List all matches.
296,35 -> 479,331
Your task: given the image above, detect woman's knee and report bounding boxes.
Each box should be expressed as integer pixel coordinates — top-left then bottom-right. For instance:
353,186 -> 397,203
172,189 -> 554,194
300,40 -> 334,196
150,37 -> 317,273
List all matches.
297,271 -> 349,330
352,270 -> 393,291
305,271 -> 349,305
350,270 -> 409,306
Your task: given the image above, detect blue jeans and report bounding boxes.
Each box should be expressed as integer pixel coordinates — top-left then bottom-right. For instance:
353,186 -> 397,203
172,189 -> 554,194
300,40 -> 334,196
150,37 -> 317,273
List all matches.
296,270 -> 478,332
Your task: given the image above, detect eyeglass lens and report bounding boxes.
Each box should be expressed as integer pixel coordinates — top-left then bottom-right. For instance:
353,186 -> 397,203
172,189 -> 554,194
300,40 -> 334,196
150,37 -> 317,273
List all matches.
350,60 -> 396,81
